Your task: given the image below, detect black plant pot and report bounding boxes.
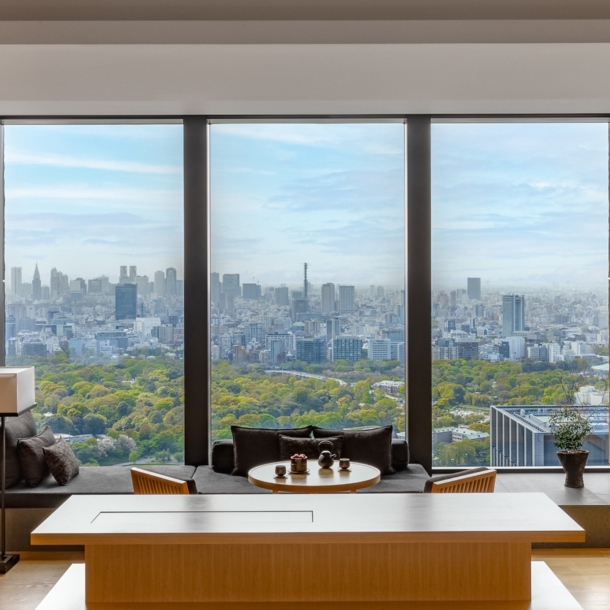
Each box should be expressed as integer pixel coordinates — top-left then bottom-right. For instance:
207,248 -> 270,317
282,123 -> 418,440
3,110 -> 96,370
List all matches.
557,450 -> 589,489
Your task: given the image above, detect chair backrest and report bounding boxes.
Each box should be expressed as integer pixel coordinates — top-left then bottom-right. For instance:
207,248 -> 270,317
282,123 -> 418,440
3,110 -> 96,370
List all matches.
131,467 -> 191,495
427,468 -> 497,494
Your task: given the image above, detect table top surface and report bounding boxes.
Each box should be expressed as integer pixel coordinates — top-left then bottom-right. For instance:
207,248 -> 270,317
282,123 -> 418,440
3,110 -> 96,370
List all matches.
31,492 -> 585,546
248,461 -> 381,493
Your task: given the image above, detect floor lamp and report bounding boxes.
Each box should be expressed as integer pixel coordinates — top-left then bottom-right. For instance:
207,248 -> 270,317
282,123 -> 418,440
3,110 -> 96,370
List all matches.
0,366 -> 36,574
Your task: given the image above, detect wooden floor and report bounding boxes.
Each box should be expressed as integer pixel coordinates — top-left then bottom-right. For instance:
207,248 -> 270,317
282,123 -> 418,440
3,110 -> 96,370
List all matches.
1,550 -> 609,610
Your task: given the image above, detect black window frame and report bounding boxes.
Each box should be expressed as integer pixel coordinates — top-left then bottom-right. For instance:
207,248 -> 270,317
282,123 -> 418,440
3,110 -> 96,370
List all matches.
2,114 -> 609,474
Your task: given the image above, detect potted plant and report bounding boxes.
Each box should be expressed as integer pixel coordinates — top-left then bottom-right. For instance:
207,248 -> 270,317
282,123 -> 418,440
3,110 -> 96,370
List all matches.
548,404 -> 591,488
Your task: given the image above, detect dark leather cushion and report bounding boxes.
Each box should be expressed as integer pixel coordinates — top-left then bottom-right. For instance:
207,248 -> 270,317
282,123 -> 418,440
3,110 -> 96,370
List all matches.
211,439 -> 235,473
43,438 -> 80,486
313,425 -> 395,475
2,411 -> 38,488
231,426 -> 312,476
279,435 -> 343,460
17,426 -> 56,487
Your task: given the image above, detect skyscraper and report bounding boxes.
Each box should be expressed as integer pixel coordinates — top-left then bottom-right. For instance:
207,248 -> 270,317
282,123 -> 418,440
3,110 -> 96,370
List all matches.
242,283 -> 261,299
211,272 -> 221,303
119,266 -> 129,285
467,277 -> 481,300
32,264 -> 42,300
10,267 -> 22,297
321,283 -> 335,314
115,284 -> 137,320
303,263 -> 308,299
129,266 -> 137,284
154,270 -> 166,297
222,274 -> 241,298
275,286 -> 289,306
502,294 -> 525,337
339,285 -> 355,314
166,267 -> 177,295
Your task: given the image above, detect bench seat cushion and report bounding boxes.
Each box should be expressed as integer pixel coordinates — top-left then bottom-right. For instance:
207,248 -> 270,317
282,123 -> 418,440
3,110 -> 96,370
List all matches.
6,465 -> 196,508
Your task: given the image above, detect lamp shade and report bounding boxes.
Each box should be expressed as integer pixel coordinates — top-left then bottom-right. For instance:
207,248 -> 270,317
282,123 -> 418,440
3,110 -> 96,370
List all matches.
0,367 -> 36,415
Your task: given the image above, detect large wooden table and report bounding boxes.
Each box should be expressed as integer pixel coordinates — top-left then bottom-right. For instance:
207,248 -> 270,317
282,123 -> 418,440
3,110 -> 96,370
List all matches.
31,493 -> 585,609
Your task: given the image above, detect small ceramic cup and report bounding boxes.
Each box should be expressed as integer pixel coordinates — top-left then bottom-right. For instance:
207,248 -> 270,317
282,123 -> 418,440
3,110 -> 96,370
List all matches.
275,464 -> 287,477
339,458 -> 350,470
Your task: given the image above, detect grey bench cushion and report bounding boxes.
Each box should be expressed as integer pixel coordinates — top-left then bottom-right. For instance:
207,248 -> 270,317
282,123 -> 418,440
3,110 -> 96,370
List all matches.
6,465 -> 196,508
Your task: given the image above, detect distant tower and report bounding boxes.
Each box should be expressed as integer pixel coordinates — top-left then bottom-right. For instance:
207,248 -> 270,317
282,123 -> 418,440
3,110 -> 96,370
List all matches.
467,277 -> 481,300
115,284 -> 137,320
10,267 -> 22,297
321,283 -> 335,314
119,266 -> 129,285
32,264 -> 42,300
303,263 -> 308,300
502,294 -> 525,337
166,267 -> 177,295
129,266 -> 137,284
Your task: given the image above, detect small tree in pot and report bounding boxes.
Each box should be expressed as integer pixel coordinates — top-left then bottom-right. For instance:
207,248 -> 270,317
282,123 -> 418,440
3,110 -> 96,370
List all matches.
548,405 -> 591,488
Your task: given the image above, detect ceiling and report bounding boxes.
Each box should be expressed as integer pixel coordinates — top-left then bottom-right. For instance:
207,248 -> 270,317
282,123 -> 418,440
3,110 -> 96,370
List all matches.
1,0 -> 610,117
2,0 -> 610,21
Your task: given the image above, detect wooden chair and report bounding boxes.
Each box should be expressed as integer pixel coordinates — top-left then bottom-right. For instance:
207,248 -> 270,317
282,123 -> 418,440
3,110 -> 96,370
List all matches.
424,467 -> 496,493
131,467 -> 198,495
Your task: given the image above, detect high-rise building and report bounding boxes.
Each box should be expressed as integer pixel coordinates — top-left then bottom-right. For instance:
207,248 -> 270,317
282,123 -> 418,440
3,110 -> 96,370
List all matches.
242,283 -> 261,300
339,285 -> 355,314
211,272 -> 221,304
321,283 -> 335,314
291,298 -> 308,321
467,278 -> 481,300
115,284 -> 137,320
50,268 -> 68,298
119,265 -> 129,284
166,267 -> 177,295
502,294 -> 525,337
222,274 -> 241,298
332,336 -> 363,362
275,286 -> 289,306
154,270 -> 166,297
136,275 -> 149,296
129,266 -> 137,284
296,337 -> 327,364
303,263 -> 308,299
326,318 -> 341,341
32,264 -> 42,300
369,339 -> 392,361
10,267 -> 22,296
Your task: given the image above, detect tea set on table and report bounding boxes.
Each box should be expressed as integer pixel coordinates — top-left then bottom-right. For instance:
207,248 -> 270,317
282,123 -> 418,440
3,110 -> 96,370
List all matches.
274,440 -> 349,478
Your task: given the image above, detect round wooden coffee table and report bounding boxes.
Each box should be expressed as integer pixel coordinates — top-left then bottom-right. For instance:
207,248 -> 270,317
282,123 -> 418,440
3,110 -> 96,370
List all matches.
248,461 -> 381,494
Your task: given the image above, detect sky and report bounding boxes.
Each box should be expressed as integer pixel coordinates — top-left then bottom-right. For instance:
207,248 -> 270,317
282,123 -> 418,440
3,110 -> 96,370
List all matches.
210,122 -> 406,288
4,124 -> 184,285
3,121 -> 608,292
432,122 -> 609,293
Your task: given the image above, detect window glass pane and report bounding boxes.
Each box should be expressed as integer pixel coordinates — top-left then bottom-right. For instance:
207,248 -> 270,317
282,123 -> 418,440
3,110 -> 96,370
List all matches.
4,124 -> 184,466
210,123 -> 406,442
432,122 -> 609,467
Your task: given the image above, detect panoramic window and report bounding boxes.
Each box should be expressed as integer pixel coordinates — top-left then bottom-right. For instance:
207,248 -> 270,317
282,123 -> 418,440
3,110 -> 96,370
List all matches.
209,122 -> 406,441
431,122 -> 609,467
4,124 -> 184,466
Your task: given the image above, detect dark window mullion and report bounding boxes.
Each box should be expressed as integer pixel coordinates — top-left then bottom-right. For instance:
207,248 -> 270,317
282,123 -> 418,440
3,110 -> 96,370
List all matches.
406,116 -> 432,474
184,118 -> 210,465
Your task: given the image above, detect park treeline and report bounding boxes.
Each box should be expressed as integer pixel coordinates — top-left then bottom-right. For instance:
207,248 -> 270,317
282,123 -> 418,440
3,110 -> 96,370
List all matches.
431,357 -> 604,466
7,351 -> 603,468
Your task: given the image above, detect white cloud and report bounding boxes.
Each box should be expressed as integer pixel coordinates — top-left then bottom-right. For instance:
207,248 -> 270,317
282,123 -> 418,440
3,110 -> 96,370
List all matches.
5,149 -> 182,175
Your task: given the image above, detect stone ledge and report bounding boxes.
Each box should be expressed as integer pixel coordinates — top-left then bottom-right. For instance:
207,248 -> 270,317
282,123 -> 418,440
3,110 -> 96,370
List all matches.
497,472 -> 610,548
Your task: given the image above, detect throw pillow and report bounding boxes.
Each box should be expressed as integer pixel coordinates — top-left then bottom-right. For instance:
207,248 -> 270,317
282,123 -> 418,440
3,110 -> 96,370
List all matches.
231,426 -> 312,476
17,426 -> 56,487
313,425 -> 395,474
2,411 -> 38,488
279,435 -> 343,461
43,438 -> 80,486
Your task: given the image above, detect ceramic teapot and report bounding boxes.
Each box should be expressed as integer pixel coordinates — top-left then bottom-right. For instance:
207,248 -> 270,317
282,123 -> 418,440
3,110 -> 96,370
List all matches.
317,440 -> 337,469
